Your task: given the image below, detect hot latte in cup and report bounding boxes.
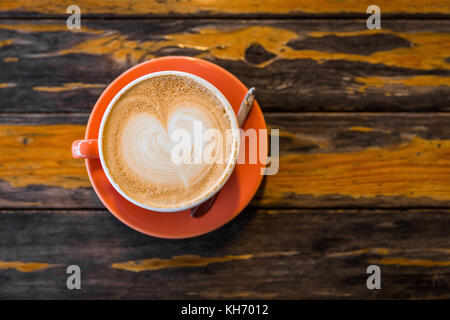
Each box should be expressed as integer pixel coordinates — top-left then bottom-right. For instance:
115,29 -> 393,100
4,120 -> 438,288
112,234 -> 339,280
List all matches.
102,74 -> 237,209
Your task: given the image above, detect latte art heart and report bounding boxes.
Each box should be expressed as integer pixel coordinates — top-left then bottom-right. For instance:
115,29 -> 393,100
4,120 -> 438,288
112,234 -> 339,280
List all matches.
122,113 -> 178,184
122,104 -> 220,188
102,74 -> 236,209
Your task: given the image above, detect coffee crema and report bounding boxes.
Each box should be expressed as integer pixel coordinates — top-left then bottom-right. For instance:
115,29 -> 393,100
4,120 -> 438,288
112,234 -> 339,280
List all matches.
102,75 -> 235,209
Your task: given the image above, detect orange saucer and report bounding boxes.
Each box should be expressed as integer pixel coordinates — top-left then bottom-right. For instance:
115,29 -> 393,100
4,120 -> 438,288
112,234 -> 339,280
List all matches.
84,56 -> 266,238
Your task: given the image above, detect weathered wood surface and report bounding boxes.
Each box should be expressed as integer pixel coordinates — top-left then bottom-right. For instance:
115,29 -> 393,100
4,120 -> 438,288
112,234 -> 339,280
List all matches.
0,4 -> 449,299
1,113 -> 450,209
0,208 -> 448,299
0,20 -> 449,112
1,0 -> 449,18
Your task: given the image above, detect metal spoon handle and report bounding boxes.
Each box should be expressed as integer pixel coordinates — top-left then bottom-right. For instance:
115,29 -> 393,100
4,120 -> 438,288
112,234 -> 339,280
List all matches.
191,87 -> 256,218
236,87 -> 255,127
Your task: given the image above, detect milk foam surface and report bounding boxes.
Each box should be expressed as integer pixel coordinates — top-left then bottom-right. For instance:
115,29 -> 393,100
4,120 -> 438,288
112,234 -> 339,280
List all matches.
102,75 -> 234,208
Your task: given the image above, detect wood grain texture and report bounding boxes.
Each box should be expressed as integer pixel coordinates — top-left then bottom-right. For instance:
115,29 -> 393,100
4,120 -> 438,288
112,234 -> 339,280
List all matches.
1,113 -> 450,209
1,0 -> 449,18
0,208 -> 448,299
112,254 -> 254,272
0,261 -> 54,272
1,10 -> 449,300
0,20 -> 449,112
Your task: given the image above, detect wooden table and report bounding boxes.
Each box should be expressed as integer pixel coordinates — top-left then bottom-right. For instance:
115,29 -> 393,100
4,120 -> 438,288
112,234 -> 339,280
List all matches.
0,1 -> 449,299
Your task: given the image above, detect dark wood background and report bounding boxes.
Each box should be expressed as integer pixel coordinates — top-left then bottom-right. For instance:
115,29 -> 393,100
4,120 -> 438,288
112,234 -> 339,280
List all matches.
0,0 -> 449,299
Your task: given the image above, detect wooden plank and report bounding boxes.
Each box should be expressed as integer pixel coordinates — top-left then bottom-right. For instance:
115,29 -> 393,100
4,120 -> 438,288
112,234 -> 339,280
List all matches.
1,113 -> 450,209
0,0 -> 449,18
0,208 -> 448,299
0,20 -> 449,112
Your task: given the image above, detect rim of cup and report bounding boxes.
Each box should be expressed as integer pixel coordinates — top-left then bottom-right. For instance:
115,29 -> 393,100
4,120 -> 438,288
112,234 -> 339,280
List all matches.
98,70 -> 240,213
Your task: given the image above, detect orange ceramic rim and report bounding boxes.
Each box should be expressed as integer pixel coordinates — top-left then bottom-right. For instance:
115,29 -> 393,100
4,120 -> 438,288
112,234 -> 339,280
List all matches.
84,56 -> 266,239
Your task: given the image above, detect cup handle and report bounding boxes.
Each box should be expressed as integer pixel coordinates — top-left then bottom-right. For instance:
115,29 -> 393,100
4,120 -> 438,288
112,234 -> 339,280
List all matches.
72,139 -> 99,159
